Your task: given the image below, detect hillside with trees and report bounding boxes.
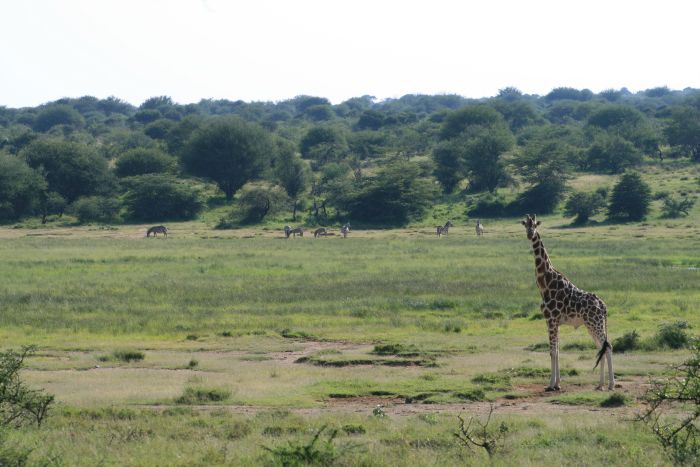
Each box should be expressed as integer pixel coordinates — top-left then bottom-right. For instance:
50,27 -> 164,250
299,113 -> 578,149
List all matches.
1,86 -> 699,227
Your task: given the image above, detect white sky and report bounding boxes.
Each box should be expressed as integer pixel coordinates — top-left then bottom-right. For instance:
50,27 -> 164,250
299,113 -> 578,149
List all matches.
1,0 -> 699,108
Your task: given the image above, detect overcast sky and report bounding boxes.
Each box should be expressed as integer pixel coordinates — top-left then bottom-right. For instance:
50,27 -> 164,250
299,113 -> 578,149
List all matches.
2,0 -> 699,108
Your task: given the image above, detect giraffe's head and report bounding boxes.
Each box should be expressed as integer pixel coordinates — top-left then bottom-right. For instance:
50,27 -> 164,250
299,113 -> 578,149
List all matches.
521,214 -> 541,240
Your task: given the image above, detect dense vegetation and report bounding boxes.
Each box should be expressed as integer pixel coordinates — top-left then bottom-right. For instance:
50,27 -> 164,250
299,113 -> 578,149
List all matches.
1,86 -> 699,227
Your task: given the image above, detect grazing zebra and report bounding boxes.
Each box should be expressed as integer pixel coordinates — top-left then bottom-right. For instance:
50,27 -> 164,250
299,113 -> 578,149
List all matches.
284,225 -> 304,238
476,219 -> 484,236
436,220 -> 453,237
313,227 -> 328,238
340,223 -> 351,238
146,225 -> 168,237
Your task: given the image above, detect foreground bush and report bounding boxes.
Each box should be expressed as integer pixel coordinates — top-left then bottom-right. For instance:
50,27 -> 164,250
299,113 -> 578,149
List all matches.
640,340 -> 700,465
0,346 -> 54,428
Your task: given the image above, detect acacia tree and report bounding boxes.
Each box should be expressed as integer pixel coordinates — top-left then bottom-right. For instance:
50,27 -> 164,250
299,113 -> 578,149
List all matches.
0,153 -> 46,221
433,105 -> 514,193
513,136 -> 575,213
608,172 -> 651,221
665,106 -> 700,161
20,139 -> 113,203
181,117 -> 274,201
274,140 -> 309,221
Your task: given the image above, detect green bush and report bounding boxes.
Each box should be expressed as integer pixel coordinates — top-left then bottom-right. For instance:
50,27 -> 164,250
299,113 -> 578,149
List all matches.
600,393 -> 627,408
0,346 -> 54,428
608,172 -> 651,221
263,425 -> 340,466
112,349 -> 145,362
122,174 -> 203,221
176,387 -> 231,404
613,330 -> 641,353
114,148 -> 177,177
661,196 -> 695,218
654,321 -> 692,349
69,196 -> 121,223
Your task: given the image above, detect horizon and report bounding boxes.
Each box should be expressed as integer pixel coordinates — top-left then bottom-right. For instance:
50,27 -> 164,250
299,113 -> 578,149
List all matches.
2,0 -> 700,109
3,84 -> 698,111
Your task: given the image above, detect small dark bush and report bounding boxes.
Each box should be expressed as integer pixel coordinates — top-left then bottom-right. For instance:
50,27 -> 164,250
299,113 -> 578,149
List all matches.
454,388 -> 486,401
342,424 -> 366,435
562,342 -> 595,351
372,344 -> 419,357
600,393 -> 627,408
69,196 -> 121,223
471,373 -> 511,387
176,387 -> 231,404
613,330 -> 641,353
112,350 -> 145,362
263,425 -> 340,466
654,321 -> 692,349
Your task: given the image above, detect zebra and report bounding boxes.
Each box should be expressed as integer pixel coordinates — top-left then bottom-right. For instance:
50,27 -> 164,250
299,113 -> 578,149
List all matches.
436,220 -> 453,237
284,225 -> 304,238
313,227 -> 328,238
146,225 -> 168,237
340,223 -> 351,238
476,219 -> 484,236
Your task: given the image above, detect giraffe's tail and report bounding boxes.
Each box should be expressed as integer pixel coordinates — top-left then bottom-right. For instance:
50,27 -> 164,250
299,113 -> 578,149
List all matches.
593,340 -> 611,369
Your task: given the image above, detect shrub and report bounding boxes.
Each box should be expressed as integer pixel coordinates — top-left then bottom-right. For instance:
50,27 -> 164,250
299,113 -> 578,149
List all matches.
114,148 -> 177,177
639,340 -> 700,465
0,346 -> 54,428
263,425 -> 341,466
654,321 -> 692,349
467,194 -> 509,217
661,196 -> 695,218
600,393 -> 627,408
122,174 -> 203,221
235,182 -> 288,224
69,196 -> 121,223
608,172 -> 651,221
613,330 -> 641,353
112,349 -> 145,362
564,189 -> 608,224
455,405 -> 509,458
176,386 -> 231,404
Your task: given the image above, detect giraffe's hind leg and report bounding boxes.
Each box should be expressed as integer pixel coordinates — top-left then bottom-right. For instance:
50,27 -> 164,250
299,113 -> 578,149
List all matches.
587,319 -> 612,390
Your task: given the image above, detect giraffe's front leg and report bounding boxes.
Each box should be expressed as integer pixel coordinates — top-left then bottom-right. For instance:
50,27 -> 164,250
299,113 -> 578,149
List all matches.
546,319 -> 560,391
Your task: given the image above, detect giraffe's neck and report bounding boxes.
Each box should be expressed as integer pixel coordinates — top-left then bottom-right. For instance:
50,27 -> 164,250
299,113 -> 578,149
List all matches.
531,232 -> 554,292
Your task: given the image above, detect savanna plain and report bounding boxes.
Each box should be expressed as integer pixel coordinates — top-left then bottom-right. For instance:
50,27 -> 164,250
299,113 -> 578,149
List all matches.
2,191 -> 700,465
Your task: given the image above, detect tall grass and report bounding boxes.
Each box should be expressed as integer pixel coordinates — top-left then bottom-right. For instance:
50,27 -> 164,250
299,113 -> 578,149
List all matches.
0,232 -> 697,343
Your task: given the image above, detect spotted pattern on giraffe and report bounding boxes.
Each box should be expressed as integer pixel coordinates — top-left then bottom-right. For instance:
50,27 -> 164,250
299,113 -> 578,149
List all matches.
522,214 -> 614,391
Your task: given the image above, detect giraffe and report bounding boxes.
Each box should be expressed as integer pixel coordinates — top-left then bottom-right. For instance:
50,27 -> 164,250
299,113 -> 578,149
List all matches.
521,214 -> 614,391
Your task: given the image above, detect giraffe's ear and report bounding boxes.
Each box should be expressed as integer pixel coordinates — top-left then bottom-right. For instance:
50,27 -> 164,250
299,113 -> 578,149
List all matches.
536,221 -> 541,227
521,220 -> 526,226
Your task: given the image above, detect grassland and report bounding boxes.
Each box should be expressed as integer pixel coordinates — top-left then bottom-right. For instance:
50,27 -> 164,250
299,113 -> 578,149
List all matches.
2,167 -> 700,465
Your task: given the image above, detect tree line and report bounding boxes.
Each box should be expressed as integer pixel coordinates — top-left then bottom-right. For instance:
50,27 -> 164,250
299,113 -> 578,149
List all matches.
0,86 -> 698,226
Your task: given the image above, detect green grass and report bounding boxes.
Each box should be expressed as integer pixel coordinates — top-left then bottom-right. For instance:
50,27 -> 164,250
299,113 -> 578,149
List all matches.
1,171 -> 699,464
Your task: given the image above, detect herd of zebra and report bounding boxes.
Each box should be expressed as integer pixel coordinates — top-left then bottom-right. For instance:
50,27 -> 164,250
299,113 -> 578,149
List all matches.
284,223 -> 351,238
436,219 -> 484,237
145,220 -> 485,239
